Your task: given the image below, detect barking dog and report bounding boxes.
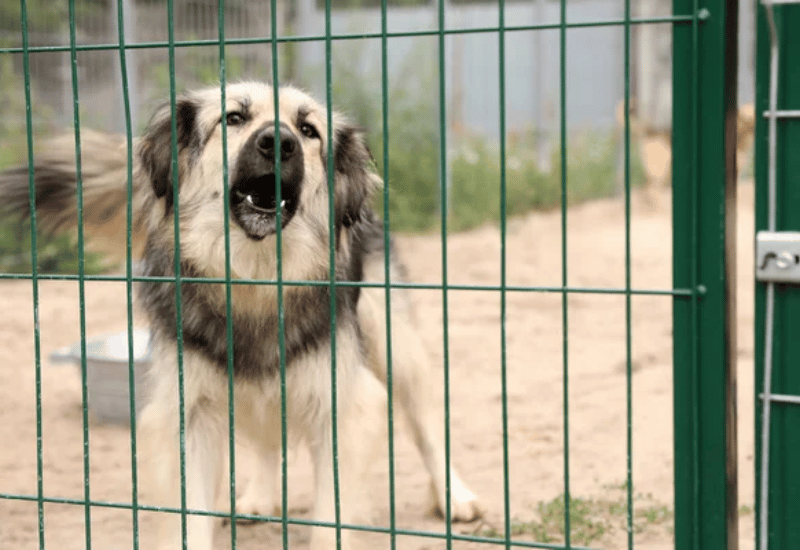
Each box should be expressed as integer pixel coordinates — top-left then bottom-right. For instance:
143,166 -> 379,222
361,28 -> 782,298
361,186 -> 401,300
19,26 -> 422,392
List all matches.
0,82 -> 481,549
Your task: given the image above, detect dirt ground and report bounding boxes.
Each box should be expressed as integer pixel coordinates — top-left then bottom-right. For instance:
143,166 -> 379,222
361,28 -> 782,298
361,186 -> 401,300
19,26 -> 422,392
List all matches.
0,183 -> 756,550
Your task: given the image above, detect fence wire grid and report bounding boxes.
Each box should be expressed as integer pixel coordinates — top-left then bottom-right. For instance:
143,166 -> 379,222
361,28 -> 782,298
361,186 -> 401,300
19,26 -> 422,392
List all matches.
0,0 -> 740,549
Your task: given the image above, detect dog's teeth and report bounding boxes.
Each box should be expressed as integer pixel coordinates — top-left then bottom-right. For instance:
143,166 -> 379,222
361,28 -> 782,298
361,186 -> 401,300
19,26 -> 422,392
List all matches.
280,200 -> 286,208
246,195 -> 255,205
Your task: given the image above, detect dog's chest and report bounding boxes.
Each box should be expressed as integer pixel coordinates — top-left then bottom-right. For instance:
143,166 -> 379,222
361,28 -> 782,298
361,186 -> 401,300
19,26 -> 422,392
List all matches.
140,274 -> 358,379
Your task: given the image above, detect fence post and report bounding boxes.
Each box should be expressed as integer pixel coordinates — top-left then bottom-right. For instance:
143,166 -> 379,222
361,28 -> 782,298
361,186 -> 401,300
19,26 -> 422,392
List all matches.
672,0 -> 739,549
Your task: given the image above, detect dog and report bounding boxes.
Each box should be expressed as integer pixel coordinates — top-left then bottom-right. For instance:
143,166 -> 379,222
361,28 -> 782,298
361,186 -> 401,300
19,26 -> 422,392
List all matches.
615,100 -> 757,208
0,82 -> 481,549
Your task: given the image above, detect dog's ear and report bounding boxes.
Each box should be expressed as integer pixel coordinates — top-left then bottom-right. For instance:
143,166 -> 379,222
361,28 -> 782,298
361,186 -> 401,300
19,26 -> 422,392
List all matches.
138,97 -> 199,211
333,123 -> 380,228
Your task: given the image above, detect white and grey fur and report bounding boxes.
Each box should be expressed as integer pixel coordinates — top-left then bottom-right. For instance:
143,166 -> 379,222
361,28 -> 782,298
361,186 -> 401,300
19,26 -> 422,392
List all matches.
0,82 -> 481,550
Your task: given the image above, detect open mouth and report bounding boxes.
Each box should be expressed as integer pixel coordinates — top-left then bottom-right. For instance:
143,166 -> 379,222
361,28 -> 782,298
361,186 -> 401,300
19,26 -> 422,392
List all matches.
230,172 -> 299,240
237,191 -> 285,214
233,173 -> 287,214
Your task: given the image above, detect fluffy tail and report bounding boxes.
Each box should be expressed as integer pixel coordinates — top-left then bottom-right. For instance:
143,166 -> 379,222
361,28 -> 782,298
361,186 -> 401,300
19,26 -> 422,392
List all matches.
0,129 -> 145,257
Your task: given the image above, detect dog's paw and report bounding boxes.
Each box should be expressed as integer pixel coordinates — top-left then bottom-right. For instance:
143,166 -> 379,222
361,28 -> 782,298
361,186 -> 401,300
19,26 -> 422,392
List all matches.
429,476 -> 484,522
452,492 -> 484,523
233,491 -> 281,523
218,483 -> 280,525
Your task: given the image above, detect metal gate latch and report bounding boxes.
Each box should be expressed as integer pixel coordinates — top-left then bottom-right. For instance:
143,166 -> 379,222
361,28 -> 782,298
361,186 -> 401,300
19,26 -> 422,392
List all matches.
756,231 -> 800,283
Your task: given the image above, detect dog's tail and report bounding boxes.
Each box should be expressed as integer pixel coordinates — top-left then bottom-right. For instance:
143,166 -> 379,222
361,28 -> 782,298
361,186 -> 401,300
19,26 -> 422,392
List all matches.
0,129 -> 146,257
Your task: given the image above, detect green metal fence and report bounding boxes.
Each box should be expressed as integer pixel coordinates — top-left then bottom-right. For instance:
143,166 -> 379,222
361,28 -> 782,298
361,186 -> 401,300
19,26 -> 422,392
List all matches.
0,0 -> 741,548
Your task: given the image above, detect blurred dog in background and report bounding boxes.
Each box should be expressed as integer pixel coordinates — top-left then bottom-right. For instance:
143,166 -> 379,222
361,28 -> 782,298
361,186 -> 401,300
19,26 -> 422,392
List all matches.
616,100 -> 756,208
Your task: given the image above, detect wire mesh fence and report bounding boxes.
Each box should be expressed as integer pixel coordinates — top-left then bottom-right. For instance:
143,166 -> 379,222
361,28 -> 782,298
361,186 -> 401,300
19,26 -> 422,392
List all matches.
0,0 -> 741,549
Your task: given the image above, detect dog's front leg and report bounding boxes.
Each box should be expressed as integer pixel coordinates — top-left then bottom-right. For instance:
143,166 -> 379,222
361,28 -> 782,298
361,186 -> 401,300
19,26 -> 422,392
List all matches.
140,379 -> 225,550
225,441 -> 281,519
307,366 -> 386,550
390,338 -> 482,522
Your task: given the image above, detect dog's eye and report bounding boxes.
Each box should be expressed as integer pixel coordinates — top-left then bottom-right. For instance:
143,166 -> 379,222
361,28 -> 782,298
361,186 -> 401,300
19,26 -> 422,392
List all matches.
226,112 -> 246,127
299,122 -> 319,139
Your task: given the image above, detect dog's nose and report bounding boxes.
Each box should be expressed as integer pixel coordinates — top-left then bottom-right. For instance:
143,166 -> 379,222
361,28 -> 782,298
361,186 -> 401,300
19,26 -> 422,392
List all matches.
256,123 -> 299,161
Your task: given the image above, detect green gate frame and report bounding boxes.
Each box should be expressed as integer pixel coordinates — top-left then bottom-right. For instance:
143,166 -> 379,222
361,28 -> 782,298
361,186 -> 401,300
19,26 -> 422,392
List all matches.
755,2 -> 800,549
672,0 -> 739,549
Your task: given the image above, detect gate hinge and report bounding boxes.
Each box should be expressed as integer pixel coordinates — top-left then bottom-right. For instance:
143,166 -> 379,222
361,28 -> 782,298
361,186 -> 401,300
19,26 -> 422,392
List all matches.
756,231 -> 800,283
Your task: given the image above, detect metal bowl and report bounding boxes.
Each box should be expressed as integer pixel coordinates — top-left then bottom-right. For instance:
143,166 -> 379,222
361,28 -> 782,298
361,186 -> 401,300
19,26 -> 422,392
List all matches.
50,329 -> 152,425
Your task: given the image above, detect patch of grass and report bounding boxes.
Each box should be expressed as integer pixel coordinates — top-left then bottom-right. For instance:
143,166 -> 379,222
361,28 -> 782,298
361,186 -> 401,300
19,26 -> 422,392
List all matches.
380,126 -> 642,234
480,486 -> 672,547
541,495 -> 609,545
447,130 -> 639,233
480,495 -> 609,546
635,504 -> 672,532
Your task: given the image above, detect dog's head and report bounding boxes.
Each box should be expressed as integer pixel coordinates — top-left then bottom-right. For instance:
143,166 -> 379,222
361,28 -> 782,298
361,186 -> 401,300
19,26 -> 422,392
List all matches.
138,82 -> 379,241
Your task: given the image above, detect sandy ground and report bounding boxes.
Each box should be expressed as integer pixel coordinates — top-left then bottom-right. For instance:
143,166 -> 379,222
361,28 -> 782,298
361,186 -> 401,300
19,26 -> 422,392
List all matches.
0,183 -> 756,550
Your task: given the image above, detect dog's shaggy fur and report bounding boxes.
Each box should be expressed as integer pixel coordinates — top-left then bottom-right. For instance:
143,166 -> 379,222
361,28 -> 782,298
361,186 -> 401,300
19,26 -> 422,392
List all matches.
0,82 -> 481,549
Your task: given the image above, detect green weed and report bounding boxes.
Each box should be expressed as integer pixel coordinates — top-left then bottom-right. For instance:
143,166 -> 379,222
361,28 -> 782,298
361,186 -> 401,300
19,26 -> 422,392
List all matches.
480,486 -> 673,547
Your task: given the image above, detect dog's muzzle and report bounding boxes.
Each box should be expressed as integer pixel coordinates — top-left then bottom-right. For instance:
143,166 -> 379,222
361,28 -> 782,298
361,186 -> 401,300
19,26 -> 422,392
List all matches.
230,122 -> 304,240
